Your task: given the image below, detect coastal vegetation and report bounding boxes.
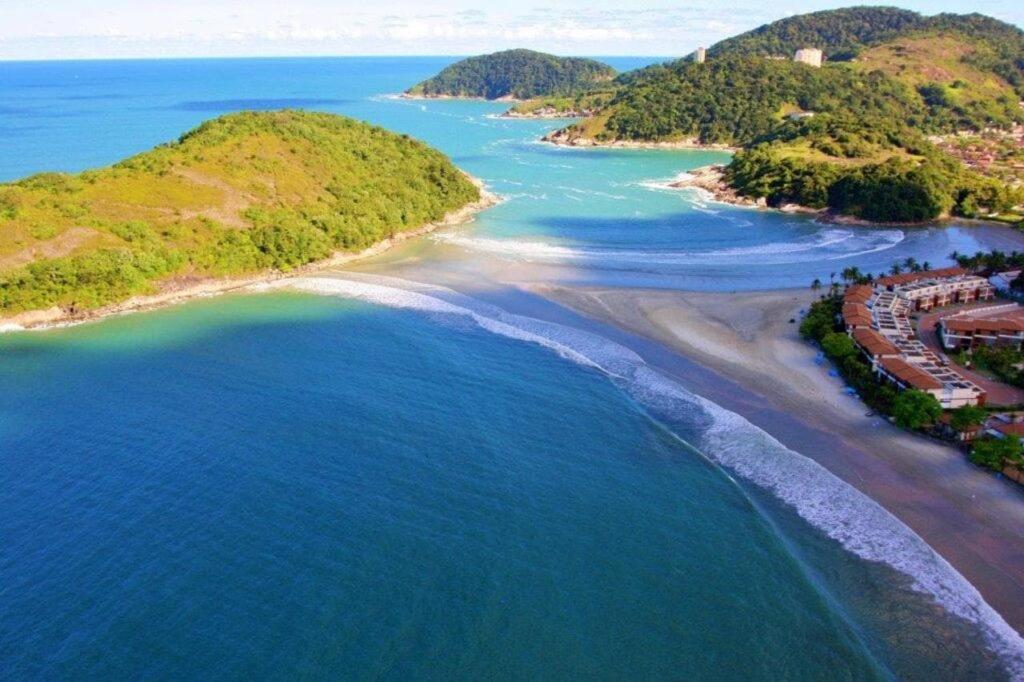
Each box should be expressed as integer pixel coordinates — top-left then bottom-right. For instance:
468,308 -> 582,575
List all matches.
542,8 -> 1024,223
0,110 -> 480,316
970,436 -> 1024,472
406,50 -> 616,100
800,294 -> 899,414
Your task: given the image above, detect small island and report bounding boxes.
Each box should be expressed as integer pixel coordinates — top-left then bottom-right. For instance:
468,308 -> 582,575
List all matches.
540,8 -> 1024,225
0,110 -> 491,328
405,49 -> 615,101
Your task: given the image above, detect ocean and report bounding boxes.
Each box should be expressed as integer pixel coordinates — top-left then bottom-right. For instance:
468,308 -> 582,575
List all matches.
2,57 -> 1023,679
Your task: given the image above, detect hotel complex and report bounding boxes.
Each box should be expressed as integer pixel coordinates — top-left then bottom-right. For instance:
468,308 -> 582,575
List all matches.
939,305 -> 1024,351
842,268 -> 995,407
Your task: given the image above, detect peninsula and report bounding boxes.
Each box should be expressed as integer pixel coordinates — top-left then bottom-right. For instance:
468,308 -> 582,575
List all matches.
0,110 -> 490,328
405,49 -> 615,101
537,8 -> 1024,224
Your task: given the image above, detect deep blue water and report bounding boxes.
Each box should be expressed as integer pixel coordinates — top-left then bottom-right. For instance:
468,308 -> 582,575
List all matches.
1,57 -> 1022,678
0,295 -> 887,679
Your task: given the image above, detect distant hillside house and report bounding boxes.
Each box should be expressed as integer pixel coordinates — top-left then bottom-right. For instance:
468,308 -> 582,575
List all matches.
794,48 -> 823,68
695,47 -> 707,64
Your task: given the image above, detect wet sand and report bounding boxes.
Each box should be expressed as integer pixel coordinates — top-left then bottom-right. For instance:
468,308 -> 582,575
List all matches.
532,284 -> 1024,632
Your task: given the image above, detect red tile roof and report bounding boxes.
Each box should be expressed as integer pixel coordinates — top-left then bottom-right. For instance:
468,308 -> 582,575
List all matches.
878,357 -> 943,391
943,318 -> 1024,334
853,328 -> 899,357
996,423 -> 1024,438
842,302 -> 872,328
843,285 -> 872,304
876,267 -> 967,288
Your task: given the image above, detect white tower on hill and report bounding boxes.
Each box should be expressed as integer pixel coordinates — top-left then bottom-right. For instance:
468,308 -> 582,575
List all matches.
794,48 -> 823,67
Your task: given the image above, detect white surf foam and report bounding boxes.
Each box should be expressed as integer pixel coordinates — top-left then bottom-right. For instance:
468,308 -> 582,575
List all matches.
256,272 -> 1024,677
434,228 -> 906,267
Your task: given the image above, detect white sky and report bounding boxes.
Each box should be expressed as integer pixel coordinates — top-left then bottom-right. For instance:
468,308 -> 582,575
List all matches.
1,0 -> 1022,60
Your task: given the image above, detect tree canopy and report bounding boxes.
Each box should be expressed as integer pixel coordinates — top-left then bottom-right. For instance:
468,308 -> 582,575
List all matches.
892,390 -> 943,429
545,9 -> 1024,223
0,111 -> 480,315
407,50 -> 616,100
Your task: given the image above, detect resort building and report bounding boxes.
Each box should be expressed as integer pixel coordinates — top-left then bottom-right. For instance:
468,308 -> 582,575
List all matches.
876,268 -> 995,311
842,302 -> 872,331
851,328 -> 899,367
794,48 -> 823,67
841,268 -> 988,407
939,304 -> 1024,351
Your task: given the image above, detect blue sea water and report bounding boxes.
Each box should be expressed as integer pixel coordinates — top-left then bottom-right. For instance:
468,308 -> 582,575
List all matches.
2,58 -> 1023,678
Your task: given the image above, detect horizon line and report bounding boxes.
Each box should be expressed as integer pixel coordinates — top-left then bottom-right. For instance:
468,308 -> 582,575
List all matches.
0,53 -> 680,64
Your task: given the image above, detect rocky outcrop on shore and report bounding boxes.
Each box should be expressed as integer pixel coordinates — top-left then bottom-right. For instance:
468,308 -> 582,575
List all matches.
667,165 -> 833,217
502,106 -> 595,119
541,128 -> 736,151
665,165 -> 765,207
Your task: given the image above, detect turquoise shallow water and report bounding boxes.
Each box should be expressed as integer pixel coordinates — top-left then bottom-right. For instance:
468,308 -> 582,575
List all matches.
2,58 -> 1023,678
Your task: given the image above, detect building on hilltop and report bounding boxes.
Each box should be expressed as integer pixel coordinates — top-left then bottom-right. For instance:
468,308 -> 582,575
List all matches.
694,47 -> 707,64
793,48 -> 823,68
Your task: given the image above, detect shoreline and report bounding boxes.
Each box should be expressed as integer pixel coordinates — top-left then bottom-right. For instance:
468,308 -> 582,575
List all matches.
499,109 -> 590,120
0,181 -> 501,333
541,129 -> 738,152
400,92 -> 521,103
656,165 -> 1021,229
529,283 -> 1024,634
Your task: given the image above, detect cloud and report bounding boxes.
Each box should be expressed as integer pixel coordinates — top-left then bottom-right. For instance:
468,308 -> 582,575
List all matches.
10,1 -> 1018,60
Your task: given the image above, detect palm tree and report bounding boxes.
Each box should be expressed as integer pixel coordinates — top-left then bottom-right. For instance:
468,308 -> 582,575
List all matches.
902,256 -> 918,272
841,266 -> 862,284
829,271 -> 836,283
889,263 -> 903,276
810,278 -> 822,292
921,261 -> 932,272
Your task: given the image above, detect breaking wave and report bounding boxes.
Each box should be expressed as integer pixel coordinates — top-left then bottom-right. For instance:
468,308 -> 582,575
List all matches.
434,228 -> 905,268
256,272 -> 1024,676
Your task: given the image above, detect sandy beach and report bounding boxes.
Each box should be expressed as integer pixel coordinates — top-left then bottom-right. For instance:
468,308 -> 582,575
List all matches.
533,284 -> 1024,631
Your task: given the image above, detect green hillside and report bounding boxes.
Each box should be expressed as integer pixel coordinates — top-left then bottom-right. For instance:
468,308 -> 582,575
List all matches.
544,8 -> 1024,223
0,111 -> 479,315
707,7 -> 924,61
406,49 -> 616,100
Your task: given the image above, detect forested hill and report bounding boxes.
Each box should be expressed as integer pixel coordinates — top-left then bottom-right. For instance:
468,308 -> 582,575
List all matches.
708,8 -> 1024,95
0,111 -> 480,315
543,8 -> 1024,224
707,7 -> 923,61
406,50 -> 616,100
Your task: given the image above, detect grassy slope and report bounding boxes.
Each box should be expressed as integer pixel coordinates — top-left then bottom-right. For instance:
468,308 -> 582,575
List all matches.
852,31 -> 1021,119
0,110 -> 479,314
